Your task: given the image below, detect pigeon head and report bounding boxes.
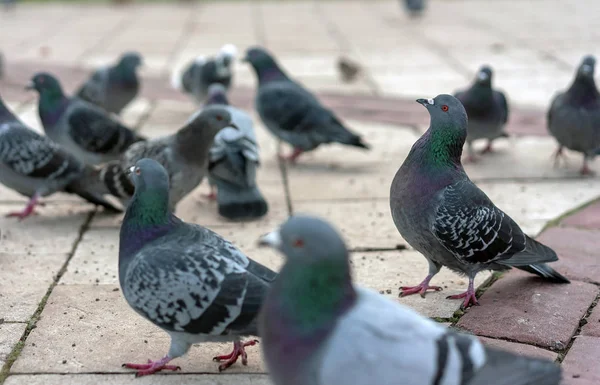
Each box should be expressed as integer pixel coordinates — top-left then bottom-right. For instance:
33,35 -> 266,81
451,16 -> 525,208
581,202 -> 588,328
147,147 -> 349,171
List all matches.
577,55 -> 596,78
243,47 -> 286,82
475,65 -> 493,86
118,52 -> 143,70
26,73 -> 64,97
218,44 -> 237,66
205,83 -> 230,106
129,158 -> 170,196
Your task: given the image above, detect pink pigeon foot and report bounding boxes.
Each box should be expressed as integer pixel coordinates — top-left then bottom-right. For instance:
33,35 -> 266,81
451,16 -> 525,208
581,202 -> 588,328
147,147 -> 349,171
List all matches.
203,186 -> 217,201
400,275 -> 442,298
552,146 -> 567,168
6,194 -> 39,220
278,148 -> 303,164
213,339 -> 259,372
122,356 -> 181,377
446,279 -> 479,309
580,161 -> 596,176
479,142 -> 494,155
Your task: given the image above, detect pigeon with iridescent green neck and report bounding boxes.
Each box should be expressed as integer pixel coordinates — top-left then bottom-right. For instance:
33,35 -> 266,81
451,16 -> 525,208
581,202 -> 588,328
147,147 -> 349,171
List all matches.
390,94 -> 569,309
76,52 -> 143,115
119,158 -> 276,377
257,214 -> 562,385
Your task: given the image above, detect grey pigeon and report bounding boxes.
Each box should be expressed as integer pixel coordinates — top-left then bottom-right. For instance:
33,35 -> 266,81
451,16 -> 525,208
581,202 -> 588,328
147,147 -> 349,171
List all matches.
172,44 -> 237,105
404,0 -> 425,17
547,55 -> 600,175
243,46 -> 370,162
0,52 -> 4,79
119,158 -> 276,376
0,92 -> 121,219
337,56 -> 361,83
390,95 -> 569,309
257,214 -> 562,385
28,72 -> 145,165
76,52 -> 143,115
98,105 -> 236,212
204,84 -> 268,220
454,65 -> 509,162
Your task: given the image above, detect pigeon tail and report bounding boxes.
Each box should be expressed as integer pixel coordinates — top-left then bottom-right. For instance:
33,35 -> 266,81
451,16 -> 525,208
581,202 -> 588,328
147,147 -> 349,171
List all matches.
515,264 -> 570,283
344,134 -> 370,150
99,161 -> 135,199
216,183 -> 269,220
65,167 -> 123,213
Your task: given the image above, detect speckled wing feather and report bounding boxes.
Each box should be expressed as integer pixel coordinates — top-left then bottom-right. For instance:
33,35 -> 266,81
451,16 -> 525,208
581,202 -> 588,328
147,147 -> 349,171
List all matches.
432,179 -> 527,265
76,68 -> 109,107
123,223 -> 273,336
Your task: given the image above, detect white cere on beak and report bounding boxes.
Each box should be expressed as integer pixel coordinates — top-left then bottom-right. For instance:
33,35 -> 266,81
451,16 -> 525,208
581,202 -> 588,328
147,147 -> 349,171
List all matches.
259,230 -> 282,248
427,98 -> 434,105
194,55 -> 206,65
477,72 -> 488,81
220,44 -> 238,58
128,166 -> 136,174
582,64 -> 593,73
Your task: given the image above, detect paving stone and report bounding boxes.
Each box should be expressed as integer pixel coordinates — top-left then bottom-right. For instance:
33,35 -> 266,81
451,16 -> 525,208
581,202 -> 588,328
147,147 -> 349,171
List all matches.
580,302 -> 600,337
537,227 -> 600,285
3,374 -> 273,385
477,337 -> 558,361
0,323 -> 26,366
561,336 -> 600,384
561,201 -> 600,229
11,285 -> 267,374
457,270 -> 598,349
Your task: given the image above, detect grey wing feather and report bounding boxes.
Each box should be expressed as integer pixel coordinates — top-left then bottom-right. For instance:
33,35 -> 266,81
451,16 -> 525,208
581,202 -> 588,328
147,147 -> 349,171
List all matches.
494,90 -> 509,124
76,68 -> 109,106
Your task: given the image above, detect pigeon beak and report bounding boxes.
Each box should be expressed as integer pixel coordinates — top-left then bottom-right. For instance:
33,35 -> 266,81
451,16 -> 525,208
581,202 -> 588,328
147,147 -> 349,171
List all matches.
258,230 -> 282,248
416,98 -> 434,107
477,72 -> 489,81
24,81 -> 35,91
581,64 -> 593,75
127,166 -> 135,175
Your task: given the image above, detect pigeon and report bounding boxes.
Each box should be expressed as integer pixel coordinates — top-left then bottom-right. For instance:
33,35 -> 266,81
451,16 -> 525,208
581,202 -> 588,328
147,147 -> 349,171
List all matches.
257,214 -> 562,385
390,94 -> 569,309
76,52 -> 143,115
404,0 -> 425,17
547,55 -> 600,175
98,105 -> 236,212
27,72 -> 145,165
0,92 -> 121,219
243,46 -> 370,162
204,83 -> 268,220
337,56 -> 361,83
119,158 -> 277,376
454,65 -> 509,162
0,52 -> 4,79
172,44 -> 237,105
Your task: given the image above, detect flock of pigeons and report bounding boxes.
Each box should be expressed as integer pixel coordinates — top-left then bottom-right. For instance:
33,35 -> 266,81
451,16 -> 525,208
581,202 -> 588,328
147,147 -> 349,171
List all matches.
4,31 -> 600,385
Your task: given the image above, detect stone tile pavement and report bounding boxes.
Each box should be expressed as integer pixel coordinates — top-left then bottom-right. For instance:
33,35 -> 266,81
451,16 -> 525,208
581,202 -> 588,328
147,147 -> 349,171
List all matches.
1,0 -> 600,384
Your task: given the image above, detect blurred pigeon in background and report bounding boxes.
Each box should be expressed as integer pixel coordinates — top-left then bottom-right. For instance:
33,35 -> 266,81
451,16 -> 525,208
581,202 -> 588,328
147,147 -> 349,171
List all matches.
76,51 -> 143,115
244,46 -> 370,163
404,0 -> 425,18
0,52 -> 4,79
390,95 -> 569,309
28,72 -> 145,165
99,106 -> 235,211
204,83 -> 268,220
454,65 -> 509,162
119,158 -> 276,376
0,93 -> 120,219
337,56 -> 361,83
258,214 -> 562,385
547,55 -> 600,175
172,44 -> 237,104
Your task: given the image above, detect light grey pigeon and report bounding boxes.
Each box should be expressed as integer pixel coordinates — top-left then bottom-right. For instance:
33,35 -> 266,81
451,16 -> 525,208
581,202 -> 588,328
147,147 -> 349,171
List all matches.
243,46 -> 370,163
257,214 -> 562,385
454,65 -> 509,162
547,55 -> 600,175
119,158 -> 277,376
27,72 -> 145,165
0,92 -> 121,219
390,95 -> 569,309
404,0 -> 425,17
171,44 -> 237,105
76,52 -> 143,115
204,83 -> 268,220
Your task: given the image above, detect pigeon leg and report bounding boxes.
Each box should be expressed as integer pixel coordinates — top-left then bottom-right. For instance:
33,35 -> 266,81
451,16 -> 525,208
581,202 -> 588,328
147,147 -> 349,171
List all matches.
6,193 -> 40,219
446,277 -> 479,309
213,339 -> 259,372
202,185 -> 217,200
479,140 -> 494,155
400,274 -> 442,298
278,148 -> 303,163
122,355 -> 181,377
464,141 -> 477,163
552,146 -> 567,168
580,156 -> 595,176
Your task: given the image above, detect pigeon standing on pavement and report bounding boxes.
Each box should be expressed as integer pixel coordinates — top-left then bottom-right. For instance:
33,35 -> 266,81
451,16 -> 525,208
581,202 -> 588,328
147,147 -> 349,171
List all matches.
454,65 -> 509,162
547,55 -> 600,175
0,93 -> 121,219
257,214 -> 562,385
119,158 -> 277,376
390,94 -> 569,309
172,44 -> 237,105
76,52 -> 143,115
99,106 -> 236,211
337,56 -> 361,83
404,0 -> 425,17
28,72 -> 145,165
244,46 -> 370,162
204,83 -> 268,220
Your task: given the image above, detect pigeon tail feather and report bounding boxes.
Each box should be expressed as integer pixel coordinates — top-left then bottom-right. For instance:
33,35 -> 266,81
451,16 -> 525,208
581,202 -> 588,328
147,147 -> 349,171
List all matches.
65,167 -> 123,213
99,161 -> 135,199
216,184 -> 268,220
515,264 -> 570,283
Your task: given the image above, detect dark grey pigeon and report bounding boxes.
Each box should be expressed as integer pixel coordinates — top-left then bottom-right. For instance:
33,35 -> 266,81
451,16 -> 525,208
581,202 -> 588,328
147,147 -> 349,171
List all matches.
204,84 -> 268,220
98,106 -> 236,212
404,0 -> 425,17
390,94 -> 569,309
547,55 -> 600,175
76,52 -> 143,115
28,72 -> 145,165
243,46 -> 370,163
119,158 -> 276,376
0,52 -> 4,79
0,92 -> 121,219
172,44 -> 237,105
258,215 -> 562,385
454,65 -> 509,162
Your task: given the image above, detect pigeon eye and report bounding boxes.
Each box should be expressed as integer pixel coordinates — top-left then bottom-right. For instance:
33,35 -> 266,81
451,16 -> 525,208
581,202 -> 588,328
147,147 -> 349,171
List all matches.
216,115 -> 223,121
292,239 -> 304,248
135,168 -> 141,175
441,105 -> 449,112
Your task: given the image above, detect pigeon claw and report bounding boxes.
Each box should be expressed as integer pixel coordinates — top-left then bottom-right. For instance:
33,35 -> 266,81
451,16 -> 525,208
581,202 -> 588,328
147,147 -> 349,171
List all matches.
213,339 -> 259,372
479,142 -> 495,155
399,284 -> 442,298
446,291 -> 480,309
278,148 -> 303,164
122,357 -> 180,377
